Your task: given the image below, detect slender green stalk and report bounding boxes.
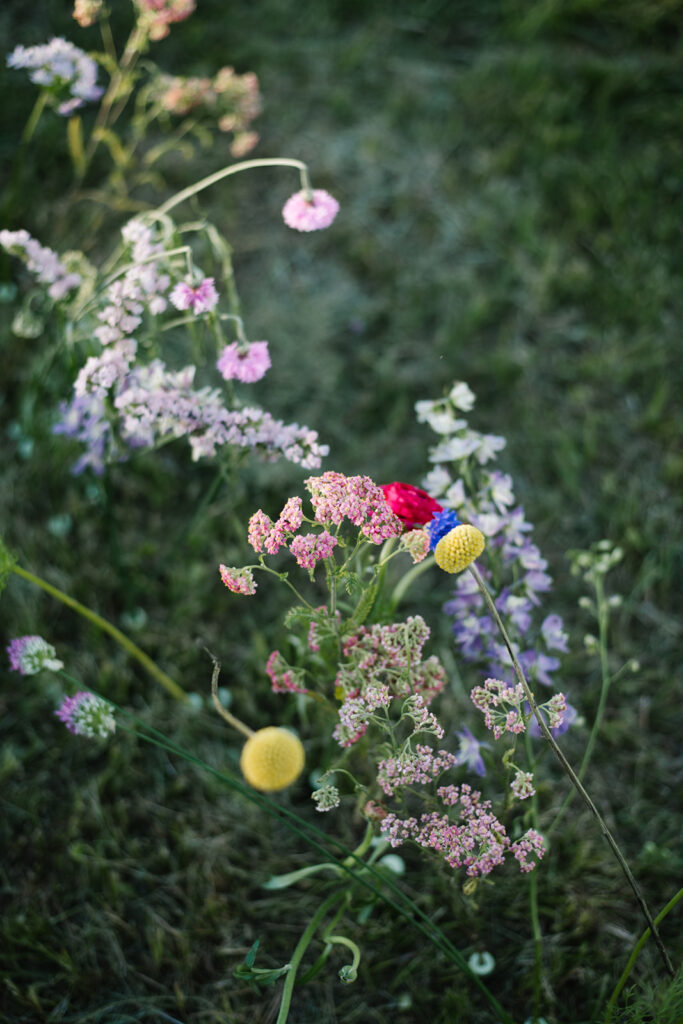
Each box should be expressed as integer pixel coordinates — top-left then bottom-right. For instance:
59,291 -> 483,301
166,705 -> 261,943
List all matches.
604,887 -> 683,1023
468,562 -> 675,978
524,730 -> 544,1017
389,554 -> 435,612
21,91 -> 48,145
10,564 -> 187,702
157,158 -> 312,216
275,891 -> 347,1024
549,575 -> 612,836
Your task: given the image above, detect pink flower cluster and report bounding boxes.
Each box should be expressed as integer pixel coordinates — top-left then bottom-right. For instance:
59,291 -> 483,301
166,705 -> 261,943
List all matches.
289,531 -> 337,570
510,770 -> 535,801
332,684 -> 392,748
156,65 -> 261,157
377,745 -> 457,797
0,230 -> 81,300
380,784 -> 545,877
470,678 -> 527,739
337,617 -> 446,704
399,529 -> 431,564
219,564 -> 257,595
282,189 -> 339,232
305,472 -> 403,543
265,650 -> 307,694
135,0 -> 195,40
217,340 -> 271,383
248,498 -> 305,556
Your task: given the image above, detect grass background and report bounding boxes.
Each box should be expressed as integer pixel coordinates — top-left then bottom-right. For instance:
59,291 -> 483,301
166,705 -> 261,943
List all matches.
1,1 -> 682,1021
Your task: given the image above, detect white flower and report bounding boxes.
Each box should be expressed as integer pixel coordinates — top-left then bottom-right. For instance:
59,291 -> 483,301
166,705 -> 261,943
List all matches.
449,381 -> 476,411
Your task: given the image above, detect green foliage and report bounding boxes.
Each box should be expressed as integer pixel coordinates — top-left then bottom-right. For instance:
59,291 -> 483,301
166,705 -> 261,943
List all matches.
1,0 -> 682,1022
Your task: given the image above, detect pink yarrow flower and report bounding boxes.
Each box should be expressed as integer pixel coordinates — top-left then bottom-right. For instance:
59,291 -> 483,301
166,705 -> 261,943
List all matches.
169,277 -> 218,315
219,564 -> 257,595
216,340 -> 271,383
282,189 -> 339,232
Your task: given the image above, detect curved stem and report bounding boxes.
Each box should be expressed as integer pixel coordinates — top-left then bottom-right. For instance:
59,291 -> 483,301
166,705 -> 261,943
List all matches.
209,656 -> 253,738
604,887 -> 683,1022
11,564 -> 187,702
157,158 -> 311,216
275,891 -> 346,1024
468,562 -> 675,978
524,730 -> 544,1017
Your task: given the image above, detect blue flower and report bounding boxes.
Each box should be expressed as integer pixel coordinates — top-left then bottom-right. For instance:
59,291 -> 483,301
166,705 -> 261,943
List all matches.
454,725 -> 490,777
427,509 -> 462,551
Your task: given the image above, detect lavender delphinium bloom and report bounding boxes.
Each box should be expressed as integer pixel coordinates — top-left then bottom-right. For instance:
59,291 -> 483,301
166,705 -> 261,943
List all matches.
416,383 -> 572,735
454,725 -> 490,777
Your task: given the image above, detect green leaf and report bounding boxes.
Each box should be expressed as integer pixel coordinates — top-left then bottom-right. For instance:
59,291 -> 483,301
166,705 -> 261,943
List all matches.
0,536 -> 17,598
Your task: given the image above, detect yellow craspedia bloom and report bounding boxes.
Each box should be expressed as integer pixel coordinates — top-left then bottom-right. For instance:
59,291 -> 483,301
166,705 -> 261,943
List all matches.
434,524 -> 485,574
240,726 -> 305,792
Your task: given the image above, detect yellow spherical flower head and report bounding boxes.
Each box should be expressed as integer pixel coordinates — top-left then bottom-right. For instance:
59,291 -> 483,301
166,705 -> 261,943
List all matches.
434,524 -> 485,574
240,726 -> 305,792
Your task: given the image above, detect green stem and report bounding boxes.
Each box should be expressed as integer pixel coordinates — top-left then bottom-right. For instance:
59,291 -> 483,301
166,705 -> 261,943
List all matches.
10,564 -> 187,703
468,562 -> 675,978
21,91 -> 48,145
549,576 -> 612,837
604,887 -> 683,1022
389,555 -> 435,612
157,157 -> 312,216
524,731 -> 543,1018
275,891 -> 346,1024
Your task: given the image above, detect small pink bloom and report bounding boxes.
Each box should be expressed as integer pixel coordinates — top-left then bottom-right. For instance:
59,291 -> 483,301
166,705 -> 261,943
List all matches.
282,189 -> 339,232
169,277 -> 218,315
219,564 -> 256,595
216,340 -> 271,383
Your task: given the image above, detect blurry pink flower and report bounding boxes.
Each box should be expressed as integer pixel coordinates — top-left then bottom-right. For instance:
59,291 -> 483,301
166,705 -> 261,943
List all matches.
216,340 -> 271,383
169,277 -> 218,314
282,189 -> 339,232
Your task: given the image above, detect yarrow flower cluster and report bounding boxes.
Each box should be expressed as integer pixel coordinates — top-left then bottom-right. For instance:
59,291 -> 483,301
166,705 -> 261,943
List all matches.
380,785 -> 545,877
282,189 -> 339,232
219,564 -> 257,595
134,0 -> 196,41
7,636 -> 64,675
305,472 -> 403,543
7,37 -> 104,116
55,692 -> 116,739
153,65 -> 261,157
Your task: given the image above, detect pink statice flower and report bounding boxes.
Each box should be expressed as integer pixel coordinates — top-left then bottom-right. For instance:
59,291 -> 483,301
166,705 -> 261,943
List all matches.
216,340 -> 271,383
55,692 -> 116,738
282,189 -> 339,232
7,636 -> 64,675
170,277 -> 219,315
219,564 -> 257,595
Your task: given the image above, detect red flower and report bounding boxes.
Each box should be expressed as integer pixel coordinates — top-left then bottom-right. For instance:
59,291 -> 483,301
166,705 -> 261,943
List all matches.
381,482 -> 443,529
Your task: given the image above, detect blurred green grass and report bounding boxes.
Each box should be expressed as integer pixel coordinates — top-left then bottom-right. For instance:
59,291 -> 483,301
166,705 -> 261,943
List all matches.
1,1 -> 682,1021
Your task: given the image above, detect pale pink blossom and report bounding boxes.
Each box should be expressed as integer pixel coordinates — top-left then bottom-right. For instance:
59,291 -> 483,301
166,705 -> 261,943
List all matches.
216,340 -> 271,383
170,277 -> 218,315
282,189 -> 339,232
219,564 -> 257,595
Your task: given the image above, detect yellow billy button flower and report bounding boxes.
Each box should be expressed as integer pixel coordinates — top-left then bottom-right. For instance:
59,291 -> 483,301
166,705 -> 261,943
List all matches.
240,726 -> 305,792
434,524 -> 485,574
